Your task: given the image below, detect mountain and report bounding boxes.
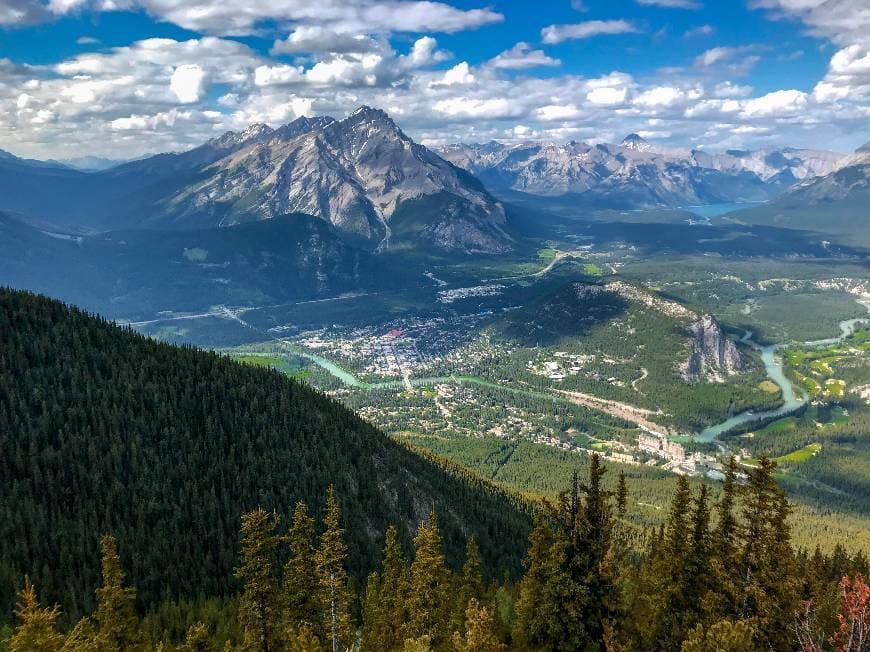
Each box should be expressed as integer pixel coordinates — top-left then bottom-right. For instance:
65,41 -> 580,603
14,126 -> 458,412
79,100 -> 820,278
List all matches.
0,287 -> 531,619
438,138 -> 843,209
726,142 -> 870,246
621,133 -> 653,153
0,211 -> 412,320
53,155 -> 130,171
0,108 -> 510,254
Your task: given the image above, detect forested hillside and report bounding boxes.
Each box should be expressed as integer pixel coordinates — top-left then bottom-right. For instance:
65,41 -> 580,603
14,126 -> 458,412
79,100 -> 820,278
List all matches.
0,288 -> 531,622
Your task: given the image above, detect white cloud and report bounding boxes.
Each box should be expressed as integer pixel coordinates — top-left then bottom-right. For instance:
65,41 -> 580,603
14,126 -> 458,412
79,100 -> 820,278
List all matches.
695,46 -> 739,66
636,0 -> 700,9
433,97 -> 516,118
741,89 -> 807,117
170,64 -> 207,103
813,45 -> 870,102
713,81 -> 753,98
271,27 -> 380,55
683,24 -> 713,38
541,20 -> 639,44
535,104 -> 581,121
587,86 -> 627,106
254,64 -> 304,87
434,62 -> 475,86
749,0 -> 870,48
634,86 -> 684,107
487,42 -> 560,70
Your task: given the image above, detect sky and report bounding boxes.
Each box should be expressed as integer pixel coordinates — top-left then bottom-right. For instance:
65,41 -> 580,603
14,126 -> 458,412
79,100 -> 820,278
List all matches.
0,0 -> 869,159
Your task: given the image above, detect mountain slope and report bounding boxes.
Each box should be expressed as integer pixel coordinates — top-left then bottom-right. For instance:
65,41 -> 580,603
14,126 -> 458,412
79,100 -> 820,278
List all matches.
439,138 -> 843,209
0,288 -> 531,620
0,211 -> 409,320
725,144 -> 870,246
0,109 -> 509,254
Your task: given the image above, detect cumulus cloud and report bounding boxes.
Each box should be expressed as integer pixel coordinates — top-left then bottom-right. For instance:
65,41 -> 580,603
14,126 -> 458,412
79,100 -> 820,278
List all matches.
749,0 -> 870,48
541,20 -> 639,44
813,45 -> 870,102
741,89 -> 807,117
487,43 -> 560,70
170,64 -> 207,103
713,81 -> 753,98
433,62 -> 475,86
695,46 -> 741,66
271,27 -> 381,55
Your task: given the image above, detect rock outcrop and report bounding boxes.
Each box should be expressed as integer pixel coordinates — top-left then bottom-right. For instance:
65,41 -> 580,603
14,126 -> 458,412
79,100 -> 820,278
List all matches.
680,315 -> 741,383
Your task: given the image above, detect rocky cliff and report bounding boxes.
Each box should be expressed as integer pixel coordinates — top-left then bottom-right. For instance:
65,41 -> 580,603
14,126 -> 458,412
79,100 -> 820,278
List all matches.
680,315 -> 741,383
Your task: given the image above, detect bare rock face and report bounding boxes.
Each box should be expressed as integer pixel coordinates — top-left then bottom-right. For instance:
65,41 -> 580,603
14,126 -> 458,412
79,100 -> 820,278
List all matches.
164,106 -> 508,253
680,315 -> 741,383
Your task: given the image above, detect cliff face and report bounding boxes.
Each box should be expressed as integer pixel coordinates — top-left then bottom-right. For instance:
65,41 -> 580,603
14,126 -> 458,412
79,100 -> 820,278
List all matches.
680,315 -> 741,383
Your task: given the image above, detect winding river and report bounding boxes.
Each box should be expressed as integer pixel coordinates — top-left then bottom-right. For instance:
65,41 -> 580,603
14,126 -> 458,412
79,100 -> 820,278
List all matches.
278,298 -> 870,446
696,298 -> 870,442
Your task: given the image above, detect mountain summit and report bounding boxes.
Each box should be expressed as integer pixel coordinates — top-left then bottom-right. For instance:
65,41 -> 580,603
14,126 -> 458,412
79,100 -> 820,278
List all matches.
620,133 -> 653,153
2,107 -> 509,254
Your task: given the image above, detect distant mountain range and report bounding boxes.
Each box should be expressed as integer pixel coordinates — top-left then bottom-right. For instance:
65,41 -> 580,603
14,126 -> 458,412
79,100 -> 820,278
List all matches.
438,135 -> 844,209
0,107 -> 508,254
721,142 -> 870,246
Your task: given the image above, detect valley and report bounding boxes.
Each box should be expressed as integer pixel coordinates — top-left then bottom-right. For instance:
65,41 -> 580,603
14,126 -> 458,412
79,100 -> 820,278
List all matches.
1,105 -> 868,567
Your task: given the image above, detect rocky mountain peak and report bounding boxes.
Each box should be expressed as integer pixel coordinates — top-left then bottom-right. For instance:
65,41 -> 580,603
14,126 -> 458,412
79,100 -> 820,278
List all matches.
621,133 -> 652,152
857,141 -> 870,154
207,123 -> 275,150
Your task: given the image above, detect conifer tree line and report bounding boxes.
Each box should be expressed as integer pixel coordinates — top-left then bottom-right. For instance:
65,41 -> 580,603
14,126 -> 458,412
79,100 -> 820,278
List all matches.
8,457 -> 870,651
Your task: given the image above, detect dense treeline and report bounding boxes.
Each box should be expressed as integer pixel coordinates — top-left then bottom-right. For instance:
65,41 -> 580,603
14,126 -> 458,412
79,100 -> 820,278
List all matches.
7,458 -> 870,651
0,288 -> 532,622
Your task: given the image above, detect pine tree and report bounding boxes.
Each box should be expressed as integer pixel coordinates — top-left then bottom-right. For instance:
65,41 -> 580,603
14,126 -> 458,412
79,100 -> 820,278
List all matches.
680,620 -> 754,652
315,486 -> 352,652
678,484 -> 713,643
62,617 -> 100,652
736,458 -> 798,652
451,600 -> 506,652
94,535 -> 143,651
615,472 -> 628,518
284,502 -> 320,634
705,457 -> 740,624
236,510 -> 281,652
363,525 -> 407,652
452,538 -> 485,634
405,512 -> 451,649
10,576 -> 64,652
179,622 -> 211,652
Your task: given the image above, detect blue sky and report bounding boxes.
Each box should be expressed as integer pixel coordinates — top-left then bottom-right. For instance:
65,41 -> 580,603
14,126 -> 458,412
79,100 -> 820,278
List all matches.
0,0 -> 868,158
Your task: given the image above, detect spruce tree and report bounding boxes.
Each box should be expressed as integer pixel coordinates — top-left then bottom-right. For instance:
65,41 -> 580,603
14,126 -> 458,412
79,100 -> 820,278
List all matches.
615,472 -> 628,518
405,512 -> 451,649
236,510 -> 281,652
94,535 -> 142,651
736,458 -> 798,652
451,600 -> 506,652
284,502 -> 320,634
10,576 -> 64,652
179,622 -> 211,652
364,525 -> 408,652
452,538 -> 485,634
314,486 -> 351,652
705,457 -> 741,624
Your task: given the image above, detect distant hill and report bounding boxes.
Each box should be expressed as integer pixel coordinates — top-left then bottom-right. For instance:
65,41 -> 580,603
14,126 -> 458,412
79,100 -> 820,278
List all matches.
0,211 -> 412,319
0,287 -> 531,620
